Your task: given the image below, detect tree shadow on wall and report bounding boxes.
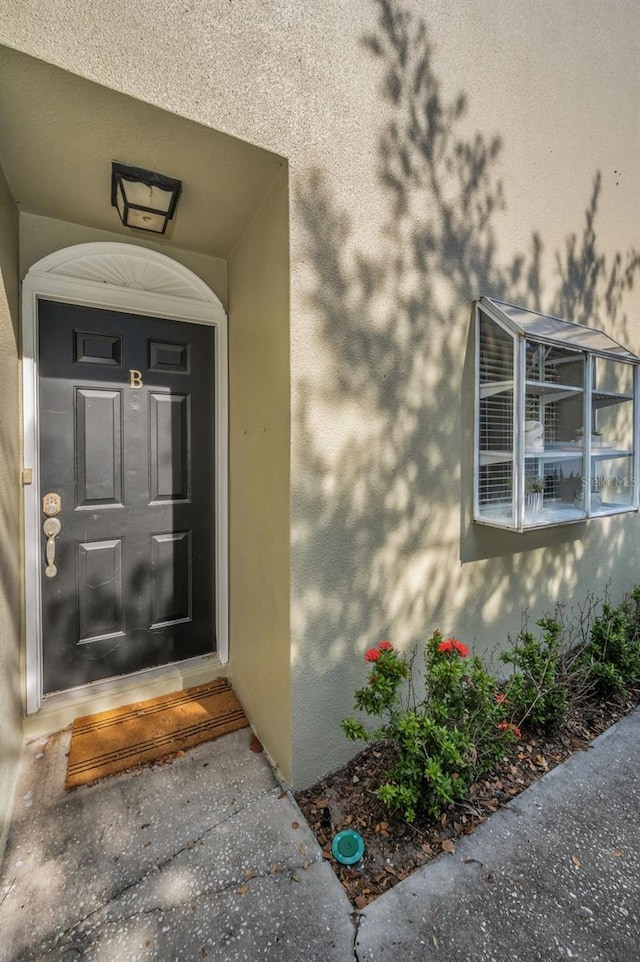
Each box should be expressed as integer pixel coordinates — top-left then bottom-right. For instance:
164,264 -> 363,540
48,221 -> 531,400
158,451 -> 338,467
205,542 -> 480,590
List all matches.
291,0 -> 639,777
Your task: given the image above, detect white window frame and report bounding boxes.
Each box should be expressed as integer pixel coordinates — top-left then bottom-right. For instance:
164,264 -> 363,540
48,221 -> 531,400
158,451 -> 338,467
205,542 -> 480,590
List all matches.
474,297 -> 640,532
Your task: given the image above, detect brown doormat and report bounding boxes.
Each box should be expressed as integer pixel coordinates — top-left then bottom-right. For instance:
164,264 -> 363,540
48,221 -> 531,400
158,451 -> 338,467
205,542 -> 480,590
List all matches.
66,678 -> 249,790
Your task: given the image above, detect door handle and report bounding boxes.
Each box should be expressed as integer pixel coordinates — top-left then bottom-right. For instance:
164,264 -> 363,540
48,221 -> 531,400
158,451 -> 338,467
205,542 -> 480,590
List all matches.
43,517 -> 62,578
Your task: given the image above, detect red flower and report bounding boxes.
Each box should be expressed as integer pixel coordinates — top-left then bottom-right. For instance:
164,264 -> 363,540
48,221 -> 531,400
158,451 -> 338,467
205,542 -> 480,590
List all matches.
378,641 -> 394,652
497,722 -> 522,739
365,648 -> 380,662
495,693 -> 507,705
437,638 -> 469,657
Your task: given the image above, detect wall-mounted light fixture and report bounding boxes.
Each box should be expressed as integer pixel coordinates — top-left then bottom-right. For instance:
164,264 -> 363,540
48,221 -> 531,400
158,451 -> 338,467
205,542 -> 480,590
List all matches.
111,162 -> 182,234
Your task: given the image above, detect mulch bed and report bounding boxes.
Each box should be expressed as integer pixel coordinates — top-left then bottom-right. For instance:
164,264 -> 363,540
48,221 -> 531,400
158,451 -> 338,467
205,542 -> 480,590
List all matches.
295,686 -> 640,908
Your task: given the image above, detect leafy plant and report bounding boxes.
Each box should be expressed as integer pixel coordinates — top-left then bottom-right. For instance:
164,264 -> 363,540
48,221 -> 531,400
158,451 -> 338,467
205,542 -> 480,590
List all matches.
579,589 -> 640,696
526,479 -> 544,493
342,633 -> 515,821
341,586 -> 640,824
501,617 -> 569,730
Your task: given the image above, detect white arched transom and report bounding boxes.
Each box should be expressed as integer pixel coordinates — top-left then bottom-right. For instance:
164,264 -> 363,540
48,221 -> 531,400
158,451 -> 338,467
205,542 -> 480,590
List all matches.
27,242 -> 225,318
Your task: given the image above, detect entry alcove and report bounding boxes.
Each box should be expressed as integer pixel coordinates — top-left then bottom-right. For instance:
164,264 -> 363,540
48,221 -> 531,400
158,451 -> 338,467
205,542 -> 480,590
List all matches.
474,297 -> 640,532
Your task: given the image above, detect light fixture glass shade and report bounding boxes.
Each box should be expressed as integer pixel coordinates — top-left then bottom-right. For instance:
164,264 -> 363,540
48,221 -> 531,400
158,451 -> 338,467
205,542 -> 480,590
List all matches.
111,162 -> 182,234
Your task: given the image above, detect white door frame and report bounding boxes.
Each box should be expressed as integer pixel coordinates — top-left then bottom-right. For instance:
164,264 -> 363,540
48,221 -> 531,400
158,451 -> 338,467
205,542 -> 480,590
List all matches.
22,242 -> 229,714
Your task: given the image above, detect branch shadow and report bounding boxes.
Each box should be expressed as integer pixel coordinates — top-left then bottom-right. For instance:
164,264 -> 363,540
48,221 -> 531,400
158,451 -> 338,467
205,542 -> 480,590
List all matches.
291,0 -> 640,780
0,250 -> 22,785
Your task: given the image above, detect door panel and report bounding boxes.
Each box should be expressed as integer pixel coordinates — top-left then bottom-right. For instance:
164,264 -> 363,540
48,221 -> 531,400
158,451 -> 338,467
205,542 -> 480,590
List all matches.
77,539 -> 125,642
150,531 -> 192,627
38,299 -> 216,694
75,388 -> 124,506
149,393 -> 190,501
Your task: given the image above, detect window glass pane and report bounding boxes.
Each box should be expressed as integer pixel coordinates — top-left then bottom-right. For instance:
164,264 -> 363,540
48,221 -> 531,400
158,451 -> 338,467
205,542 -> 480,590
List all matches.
486,299 -> 640,360
479,310 -> 513,384
523,455 -> 585,526
477,311 -> 513,525
591,457 -> 635,513
478,456 -> 513,525
525,341 -> 584,387
590,358 -> 635,513
523,365 -> 585,527
593,396 -> 633,452
525,362 -> 585,449
592,356 -> 634,477
593,357 -> 634,398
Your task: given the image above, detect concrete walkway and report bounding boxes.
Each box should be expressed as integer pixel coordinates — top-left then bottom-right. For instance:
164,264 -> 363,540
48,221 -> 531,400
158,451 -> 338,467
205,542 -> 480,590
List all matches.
1,710 -> 638,961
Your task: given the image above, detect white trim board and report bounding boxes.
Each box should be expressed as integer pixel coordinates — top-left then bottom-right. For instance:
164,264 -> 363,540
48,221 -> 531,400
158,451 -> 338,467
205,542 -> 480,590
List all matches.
22,242 -> 229,715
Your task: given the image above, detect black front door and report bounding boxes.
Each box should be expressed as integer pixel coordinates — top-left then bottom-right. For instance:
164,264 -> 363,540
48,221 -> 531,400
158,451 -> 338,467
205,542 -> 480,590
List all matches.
38,299 -> 216,694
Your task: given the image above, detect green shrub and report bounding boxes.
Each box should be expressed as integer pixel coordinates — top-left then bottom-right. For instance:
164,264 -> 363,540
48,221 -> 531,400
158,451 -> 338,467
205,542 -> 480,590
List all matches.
580,590 -> 640,696
500,617 -> 569,730
342,633 -> 515,822
341,585 -> 640,823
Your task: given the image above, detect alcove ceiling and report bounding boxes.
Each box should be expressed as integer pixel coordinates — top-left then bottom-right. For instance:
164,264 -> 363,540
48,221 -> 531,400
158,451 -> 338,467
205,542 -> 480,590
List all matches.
0,45 -> 285,257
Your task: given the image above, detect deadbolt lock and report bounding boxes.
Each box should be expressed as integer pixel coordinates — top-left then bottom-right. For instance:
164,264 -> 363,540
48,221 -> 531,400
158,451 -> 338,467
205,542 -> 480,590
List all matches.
42,492 -> 62,517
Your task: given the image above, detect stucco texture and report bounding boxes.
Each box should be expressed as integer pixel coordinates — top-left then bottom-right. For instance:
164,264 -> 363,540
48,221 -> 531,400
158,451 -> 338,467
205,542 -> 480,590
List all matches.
0,163 -> 22,848
0,0 -> 638,789
227,167 -> 291,783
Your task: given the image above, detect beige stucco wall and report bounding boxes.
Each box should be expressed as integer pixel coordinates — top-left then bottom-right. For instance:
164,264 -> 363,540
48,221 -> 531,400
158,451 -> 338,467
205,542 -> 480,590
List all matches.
1,0 -> 638,788
0,163 -> 22,851
227,167 -> 291,784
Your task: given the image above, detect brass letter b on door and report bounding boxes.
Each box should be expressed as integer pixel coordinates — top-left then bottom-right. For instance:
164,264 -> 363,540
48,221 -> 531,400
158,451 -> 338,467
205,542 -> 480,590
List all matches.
129,369 -> 143,389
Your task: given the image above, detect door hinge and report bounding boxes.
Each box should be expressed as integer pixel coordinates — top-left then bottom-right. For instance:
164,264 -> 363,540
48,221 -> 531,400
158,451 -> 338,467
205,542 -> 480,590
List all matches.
22,467 -> 33,485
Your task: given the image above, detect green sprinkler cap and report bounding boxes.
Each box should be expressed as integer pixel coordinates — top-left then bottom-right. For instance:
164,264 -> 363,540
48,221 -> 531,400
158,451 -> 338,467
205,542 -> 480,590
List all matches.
331,829 -> 365,866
